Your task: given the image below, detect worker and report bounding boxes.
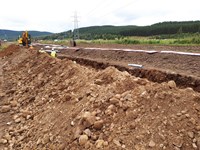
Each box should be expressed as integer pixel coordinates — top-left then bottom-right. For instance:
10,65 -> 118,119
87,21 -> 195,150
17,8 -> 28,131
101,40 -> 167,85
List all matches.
51,48 -> 57,58
39,48 -> 46,53
70,39 -> 76,47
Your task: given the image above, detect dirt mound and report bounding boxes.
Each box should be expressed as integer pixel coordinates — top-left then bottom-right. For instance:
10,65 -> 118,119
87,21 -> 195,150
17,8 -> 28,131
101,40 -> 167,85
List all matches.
0,46 -> 200,150
58,56 -> 200,92
0,44 -> 20,58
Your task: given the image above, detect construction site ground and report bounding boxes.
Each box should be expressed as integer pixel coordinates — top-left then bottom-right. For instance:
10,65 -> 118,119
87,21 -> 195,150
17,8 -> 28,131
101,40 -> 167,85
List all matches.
57,43 -> 200,92
0,44 -> 200,150
69,43 -> 200,76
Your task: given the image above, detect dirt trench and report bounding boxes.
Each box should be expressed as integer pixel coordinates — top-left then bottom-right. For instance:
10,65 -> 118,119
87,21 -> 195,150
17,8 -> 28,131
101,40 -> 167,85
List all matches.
58,55 -> 200,92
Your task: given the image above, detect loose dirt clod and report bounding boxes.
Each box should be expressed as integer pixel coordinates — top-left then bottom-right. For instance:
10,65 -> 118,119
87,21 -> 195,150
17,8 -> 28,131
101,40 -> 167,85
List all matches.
0,45 -> 200,150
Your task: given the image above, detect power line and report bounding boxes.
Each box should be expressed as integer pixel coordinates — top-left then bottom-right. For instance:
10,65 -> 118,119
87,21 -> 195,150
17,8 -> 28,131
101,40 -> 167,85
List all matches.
72,11 -> 80,39
85,0 -> 113,16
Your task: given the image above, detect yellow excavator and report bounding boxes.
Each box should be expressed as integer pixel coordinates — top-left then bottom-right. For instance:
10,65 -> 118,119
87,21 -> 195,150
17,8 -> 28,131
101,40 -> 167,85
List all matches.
18,31 -> 31,47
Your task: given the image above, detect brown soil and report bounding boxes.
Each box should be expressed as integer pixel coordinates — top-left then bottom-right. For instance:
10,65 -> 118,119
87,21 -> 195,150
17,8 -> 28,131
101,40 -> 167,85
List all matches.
57,44 -> 200,92
77,43 -> 200,53
60,45 -> 200,78
0,44 -> 200,150
0,44 -> 20,57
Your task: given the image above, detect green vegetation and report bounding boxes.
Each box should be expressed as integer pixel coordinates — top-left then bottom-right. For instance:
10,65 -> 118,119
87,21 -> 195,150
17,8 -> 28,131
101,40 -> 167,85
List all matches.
0,30 -> 52,41
36,30 -> 72,41
1,21 -> 200,46
0,42 -> 10,51
40,33 -> 200,46
120,21 -> 200,36
38,21 -> 200,45
40,21 -> 200,41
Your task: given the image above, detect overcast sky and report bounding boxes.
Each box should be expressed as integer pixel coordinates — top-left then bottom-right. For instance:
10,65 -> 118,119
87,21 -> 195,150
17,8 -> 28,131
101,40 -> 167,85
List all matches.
0,0 -> 199,33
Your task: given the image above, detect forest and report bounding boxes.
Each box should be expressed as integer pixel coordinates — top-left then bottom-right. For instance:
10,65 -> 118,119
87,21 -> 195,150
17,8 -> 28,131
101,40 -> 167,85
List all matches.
39,21 -> 200,40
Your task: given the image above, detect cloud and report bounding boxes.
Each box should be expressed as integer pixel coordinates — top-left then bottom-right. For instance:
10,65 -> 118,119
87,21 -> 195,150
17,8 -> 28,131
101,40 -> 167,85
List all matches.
0,0 -> 199,32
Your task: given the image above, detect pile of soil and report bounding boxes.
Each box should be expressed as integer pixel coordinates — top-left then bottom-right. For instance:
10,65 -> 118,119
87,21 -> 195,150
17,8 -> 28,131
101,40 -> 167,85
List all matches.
0,45 -> 200,150
0,45 -> 20,58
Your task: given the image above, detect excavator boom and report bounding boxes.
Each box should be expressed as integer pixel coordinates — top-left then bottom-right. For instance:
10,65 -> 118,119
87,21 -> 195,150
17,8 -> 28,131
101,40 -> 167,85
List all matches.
18,31 -> 31,47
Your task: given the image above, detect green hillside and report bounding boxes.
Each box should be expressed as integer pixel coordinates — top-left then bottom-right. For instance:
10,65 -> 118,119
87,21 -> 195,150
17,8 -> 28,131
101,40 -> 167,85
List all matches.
0,30 -> 52,41
121,21 -> 200,36
40,21 -> 200,40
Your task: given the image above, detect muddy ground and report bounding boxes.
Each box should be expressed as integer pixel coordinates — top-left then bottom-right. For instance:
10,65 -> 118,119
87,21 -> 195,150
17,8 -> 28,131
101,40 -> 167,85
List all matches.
0,44 -> 200,150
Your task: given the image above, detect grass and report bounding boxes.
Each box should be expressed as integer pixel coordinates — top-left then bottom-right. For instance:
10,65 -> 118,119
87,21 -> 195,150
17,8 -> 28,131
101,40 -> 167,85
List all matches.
0,42 -> 11,51
38,33 -> 200,46
39,40 -> 70,46
78,33 -> 200,46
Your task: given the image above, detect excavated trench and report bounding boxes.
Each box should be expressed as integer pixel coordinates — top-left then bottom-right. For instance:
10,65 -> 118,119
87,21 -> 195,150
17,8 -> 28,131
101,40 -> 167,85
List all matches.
58,55 -> 200,92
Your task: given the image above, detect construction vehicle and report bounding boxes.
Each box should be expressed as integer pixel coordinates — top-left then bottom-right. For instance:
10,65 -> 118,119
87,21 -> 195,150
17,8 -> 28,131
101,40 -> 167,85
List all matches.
18,31 -> 31,47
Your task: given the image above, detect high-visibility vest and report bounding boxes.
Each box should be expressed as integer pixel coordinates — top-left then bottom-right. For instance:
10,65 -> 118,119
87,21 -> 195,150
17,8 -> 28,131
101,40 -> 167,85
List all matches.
51,51 -> 56,57
39,50 -> 46,53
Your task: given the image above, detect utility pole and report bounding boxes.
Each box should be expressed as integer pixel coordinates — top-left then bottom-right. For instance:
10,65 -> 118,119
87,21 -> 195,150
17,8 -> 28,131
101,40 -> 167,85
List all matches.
73,11 -> 80,40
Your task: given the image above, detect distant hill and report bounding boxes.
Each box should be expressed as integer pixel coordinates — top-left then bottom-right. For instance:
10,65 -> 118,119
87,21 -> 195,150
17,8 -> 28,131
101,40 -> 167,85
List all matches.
120,21 -> 200,36
40,21 -> 200,40
38,25 -> 138,40
0,30 -> 53,41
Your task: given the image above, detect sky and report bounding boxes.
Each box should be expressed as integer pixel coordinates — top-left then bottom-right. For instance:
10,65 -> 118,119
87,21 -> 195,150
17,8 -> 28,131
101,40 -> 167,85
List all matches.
0,0 -> 199,33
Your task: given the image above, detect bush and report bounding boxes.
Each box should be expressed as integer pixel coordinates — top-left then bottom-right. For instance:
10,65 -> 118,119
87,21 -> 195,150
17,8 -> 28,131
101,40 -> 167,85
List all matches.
191,37 -> 200,44
173,39 -> 190,44
116,39 -> 140,44
147,40 -> 160,44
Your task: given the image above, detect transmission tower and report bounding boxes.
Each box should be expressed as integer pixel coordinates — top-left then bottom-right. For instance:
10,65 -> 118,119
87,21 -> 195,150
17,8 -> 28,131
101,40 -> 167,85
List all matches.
73,11 -> 80,40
